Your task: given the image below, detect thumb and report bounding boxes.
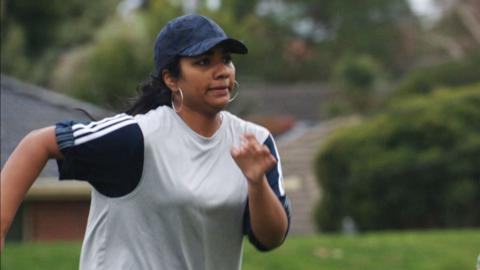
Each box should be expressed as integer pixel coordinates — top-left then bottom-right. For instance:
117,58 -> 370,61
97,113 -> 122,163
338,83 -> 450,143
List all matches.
230,147 -> 240,158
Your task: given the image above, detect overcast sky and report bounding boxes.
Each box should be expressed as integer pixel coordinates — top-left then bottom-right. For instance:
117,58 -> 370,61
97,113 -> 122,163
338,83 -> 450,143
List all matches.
408,0 -> 442,18
119,0 -> 444,21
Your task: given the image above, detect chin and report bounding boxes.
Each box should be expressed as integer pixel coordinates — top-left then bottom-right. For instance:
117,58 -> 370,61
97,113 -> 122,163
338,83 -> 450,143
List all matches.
208,99 -> 229,112
213,102 -> 228,111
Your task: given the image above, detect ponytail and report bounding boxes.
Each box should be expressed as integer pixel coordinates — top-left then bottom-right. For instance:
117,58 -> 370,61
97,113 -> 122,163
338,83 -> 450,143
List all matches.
125,56 -> 181,115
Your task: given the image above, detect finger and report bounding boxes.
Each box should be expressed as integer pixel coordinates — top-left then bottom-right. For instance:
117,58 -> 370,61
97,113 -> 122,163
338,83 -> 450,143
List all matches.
238,146 -> 249,157
242,133 -> 255,140
241,138 -> 255,153
245,135 -> 261,150
269,154 -> 277,164
251,141 -> 263,154
255,145 -> 271,160
239,134 -> 249,149
263,149 -> 277,165
232,146 -> 248,158
261,145 -> 271,155
233,145 -> 249,158
262,150 -> 275,162
245,142 -> 256,156
241,133 -> 257,145
231,147 -> 239,157
239,133 -> 248,143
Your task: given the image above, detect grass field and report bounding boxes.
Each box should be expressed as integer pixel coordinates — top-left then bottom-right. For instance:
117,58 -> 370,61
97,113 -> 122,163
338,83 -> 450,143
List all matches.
1,229 -> 479,270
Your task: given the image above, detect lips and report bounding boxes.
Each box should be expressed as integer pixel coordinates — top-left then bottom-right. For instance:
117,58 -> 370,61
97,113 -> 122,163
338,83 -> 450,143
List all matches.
207,85 -> 230,97
208,85 -> 229,91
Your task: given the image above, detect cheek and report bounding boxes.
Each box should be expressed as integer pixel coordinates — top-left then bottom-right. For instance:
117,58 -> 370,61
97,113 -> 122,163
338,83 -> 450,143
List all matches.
191,74 -> 210,92
178,66 -> 204,88
230,63 -> 236,78
178,61 -> 205,88
179,73 -> 208,98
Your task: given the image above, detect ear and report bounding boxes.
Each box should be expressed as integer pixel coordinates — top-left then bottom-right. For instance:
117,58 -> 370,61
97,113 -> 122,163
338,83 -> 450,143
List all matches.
162,70 -> 178,92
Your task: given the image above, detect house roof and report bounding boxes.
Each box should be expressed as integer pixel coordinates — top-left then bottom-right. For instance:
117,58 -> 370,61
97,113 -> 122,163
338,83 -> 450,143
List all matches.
231,81 -> 335,123
277,116 -> 361,234
1,74 -> 111,180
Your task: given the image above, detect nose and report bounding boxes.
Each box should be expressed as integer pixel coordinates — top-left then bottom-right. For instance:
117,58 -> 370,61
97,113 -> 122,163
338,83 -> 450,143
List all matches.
213,62 -> 233,81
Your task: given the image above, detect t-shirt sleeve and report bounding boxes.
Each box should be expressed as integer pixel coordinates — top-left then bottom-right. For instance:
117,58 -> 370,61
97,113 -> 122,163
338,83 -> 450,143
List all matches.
243,134 -> 292,251
55,113 -> 144,197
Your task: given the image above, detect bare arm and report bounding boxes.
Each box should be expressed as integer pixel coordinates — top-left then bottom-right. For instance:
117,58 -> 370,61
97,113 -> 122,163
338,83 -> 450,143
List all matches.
231,133 -> 288,249
246,176 -> 288,249
1,126 -> 62,250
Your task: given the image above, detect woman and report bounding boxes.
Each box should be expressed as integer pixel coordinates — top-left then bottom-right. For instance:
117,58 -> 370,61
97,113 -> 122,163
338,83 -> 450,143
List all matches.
1,14 -> 290,269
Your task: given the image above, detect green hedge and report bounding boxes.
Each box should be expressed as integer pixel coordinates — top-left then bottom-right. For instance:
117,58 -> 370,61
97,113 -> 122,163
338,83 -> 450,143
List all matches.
395,53 -> 480,96
314,84 -> 480,232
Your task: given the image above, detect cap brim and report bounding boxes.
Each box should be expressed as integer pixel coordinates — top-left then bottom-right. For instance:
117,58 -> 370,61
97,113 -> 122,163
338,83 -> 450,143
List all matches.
180,37 -> 248,56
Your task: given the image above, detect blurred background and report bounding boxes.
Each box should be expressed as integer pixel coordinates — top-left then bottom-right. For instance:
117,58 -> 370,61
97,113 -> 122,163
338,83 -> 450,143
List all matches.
1,0 -> 479,269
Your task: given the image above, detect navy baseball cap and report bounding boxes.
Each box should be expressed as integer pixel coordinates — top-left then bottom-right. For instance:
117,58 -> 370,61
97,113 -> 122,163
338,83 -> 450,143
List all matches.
153,14 -> 248,75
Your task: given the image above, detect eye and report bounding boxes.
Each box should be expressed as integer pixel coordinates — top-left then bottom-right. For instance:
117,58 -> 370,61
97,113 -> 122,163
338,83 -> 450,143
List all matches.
195,58 -> 211,66
223,54 -> 233,64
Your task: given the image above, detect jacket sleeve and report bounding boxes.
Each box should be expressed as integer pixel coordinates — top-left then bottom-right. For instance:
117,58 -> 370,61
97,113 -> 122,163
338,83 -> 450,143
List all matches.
55,113 -> 144,197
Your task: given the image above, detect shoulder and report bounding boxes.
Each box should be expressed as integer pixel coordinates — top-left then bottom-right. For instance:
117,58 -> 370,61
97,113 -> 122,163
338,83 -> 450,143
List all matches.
222,111 -> 270,143
56,113 -> 140,150
134,106 -> 174,137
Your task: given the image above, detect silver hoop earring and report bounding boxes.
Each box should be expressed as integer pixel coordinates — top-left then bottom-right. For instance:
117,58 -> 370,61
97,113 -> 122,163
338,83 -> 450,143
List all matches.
172,88 -> 183,113
228,81 -> 240,102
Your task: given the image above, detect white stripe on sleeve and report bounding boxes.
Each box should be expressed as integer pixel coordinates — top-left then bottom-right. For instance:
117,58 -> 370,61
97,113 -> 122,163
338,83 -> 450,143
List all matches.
73,115 -> 133,138
74,119 -> 137,146
270,135 -> 285,196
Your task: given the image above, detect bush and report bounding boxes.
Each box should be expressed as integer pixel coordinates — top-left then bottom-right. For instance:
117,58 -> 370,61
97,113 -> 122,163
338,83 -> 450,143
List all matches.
51,16 -> 152,110
332,54 -> 383,112
314,84 -> 480,232
395,53 -> 480,96
1,23 -> 30,79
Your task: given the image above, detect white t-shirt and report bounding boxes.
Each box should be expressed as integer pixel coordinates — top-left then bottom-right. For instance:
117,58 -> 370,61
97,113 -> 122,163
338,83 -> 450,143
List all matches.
55,106 -> 291,270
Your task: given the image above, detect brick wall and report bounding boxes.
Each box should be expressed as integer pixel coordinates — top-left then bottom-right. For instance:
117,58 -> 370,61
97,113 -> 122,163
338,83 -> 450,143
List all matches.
24,200 -> 90,241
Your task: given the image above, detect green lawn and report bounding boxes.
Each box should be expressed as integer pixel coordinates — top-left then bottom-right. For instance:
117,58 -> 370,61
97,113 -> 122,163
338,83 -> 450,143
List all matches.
2,229 -> 479,270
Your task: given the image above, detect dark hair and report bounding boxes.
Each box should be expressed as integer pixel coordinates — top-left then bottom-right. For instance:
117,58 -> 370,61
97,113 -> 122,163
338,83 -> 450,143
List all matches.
125,57 -> 181,115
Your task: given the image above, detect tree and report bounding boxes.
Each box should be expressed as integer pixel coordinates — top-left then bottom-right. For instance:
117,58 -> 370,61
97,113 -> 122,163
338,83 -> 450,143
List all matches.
284,0 -> 418,74
332,54 -> 383,112
429,0 -> 480,59
1,0 -> 120,84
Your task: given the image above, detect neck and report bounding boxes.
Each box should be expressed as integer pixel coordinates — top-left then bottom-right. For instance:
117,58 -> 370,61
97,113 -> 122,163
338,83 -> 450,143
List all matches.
177,107 -> 222,137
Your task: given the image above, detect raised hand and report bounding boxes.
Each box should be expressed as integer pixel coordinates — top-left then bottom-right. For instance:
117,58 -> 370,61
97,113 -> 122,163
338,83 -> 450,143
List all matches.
230,133 -> 276,185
